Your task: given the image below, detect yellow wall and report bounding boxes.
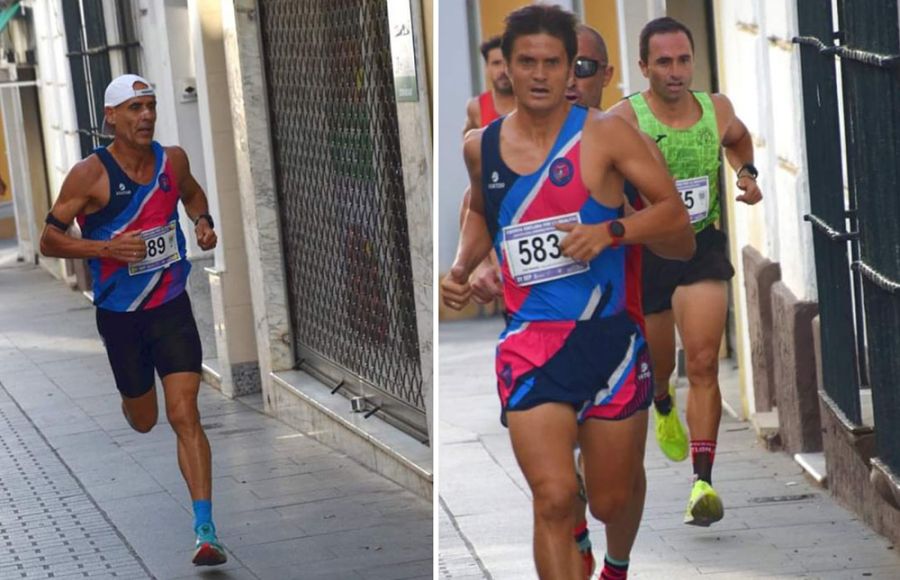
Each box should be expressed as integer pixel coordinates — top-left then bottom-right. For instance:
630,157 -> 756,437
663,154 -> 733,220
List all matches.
480,0 -> 531,40
0,111 -> 13,238
0,112 -> 10,204
582,0 -> 624,110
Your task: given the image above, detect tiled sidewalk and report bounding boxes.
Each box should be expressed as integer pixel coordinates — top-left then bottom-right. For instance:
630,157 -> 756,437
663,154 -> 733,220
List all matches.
439,318 -> 900,580
0,253 -> 431,580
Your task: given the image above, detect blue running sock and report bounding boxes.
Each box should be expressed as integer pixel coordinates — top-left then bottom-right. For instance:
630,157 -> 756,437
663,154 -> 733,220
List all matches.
193,499 -> 213,533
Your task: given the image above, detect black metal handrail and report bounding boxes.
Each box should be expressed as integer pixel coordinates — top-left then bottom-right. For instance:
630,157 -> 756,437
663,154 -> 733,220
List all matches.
65,40 -> 140,58
852,261 -> 900,294
793,35 -> 900,68
803,213 -> 858,241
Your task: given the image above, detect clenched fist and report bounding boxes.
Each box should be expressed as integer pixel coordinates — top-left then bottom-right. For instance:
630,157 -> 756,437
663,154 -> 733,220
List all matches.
102,230 -> 147,263
441,265 -> 472,311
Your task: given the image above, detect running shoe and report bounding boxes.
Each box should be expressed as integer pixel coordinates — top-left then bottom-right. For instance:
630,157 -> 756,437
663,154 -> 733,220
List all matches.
652,384 -> 689,462
192,523 -> 227,566
683,479 -> 724,527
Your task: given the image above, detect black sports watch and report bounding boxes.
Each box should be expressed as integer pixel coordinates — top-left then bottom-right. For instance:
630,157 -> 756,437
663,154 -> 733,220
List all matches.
194,213 -> 214,229
737,163 -> 759,180
607,220 -> 626,248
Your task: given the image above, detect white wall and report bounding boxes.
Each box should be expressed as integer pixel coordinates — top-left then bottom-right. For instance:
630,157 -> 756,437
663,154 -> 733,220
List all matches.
134,0 -> 210,259
714,0 -> 820,415
437,0 -> 473,273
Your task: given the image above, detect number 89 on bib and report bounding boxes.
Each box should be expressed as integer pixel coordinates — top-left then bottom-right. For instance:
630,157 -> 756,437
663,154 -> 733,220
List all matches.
503,213 -> 588,287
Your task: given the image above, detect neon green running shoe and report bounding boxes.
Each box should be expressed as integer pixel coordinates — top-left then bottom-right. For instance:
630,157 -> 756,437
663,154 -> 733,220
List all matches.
684,479 -> 724,527
652,384 -> 689,462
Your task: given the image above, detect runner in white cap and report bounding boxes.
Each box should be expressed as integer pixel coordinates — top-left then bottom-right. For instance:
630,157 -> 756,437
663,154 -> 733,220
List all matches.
40,74 -> 227,566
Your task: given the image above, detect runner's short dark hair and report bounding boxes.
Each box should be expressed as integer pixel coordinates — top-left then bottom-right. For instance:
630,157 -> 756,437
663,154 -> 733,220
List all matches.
501,4 -> 577,64
639,17 -> 694,63
480,35 -> 502,61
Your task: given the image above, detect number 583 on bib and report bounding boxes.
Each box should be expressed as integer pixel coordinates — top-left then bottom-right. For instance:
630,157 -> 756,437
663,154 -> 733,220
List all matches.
502,213 -> 589,287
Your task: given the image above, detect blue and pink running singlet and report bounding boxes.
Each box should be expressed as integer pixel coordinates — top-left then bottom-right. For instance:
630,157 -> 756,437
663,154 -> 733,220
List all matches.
77,142 -> 190,312
482,105 -> 653,423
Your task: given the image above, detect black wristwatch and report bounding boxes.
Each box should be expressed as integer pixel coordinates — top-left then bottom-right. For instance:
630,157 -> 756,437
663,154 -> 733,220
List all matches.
194,213 -> 214,229
737,163 -> 759,180
607,220 -> 626,248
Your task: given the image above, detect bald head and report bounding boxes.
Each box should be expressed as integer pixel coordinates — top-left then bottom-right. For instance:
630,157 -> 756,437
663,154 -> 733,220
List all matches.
576,24 -> 609,65
566,24 -> 614,109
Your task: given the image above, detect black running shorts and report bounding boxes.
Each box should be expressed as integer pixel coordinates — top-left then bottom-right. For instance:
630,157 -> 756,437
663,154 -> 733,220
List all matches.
95,291 -> 202,398
642,225 -> 735,315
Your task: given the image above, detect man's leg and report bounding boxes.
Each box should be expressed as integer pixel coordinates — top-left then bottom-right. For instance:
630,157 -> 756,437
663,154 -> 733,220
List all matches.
507,403 -> 582,580
644,309 -> 688,462
572,450 -> 594,578
121,387 -> 158,433
672,280 -> 728,525
644,310 -> 676,400
579,410 -> 648,578
161,371 -> 225,565
161,372 -> 210,501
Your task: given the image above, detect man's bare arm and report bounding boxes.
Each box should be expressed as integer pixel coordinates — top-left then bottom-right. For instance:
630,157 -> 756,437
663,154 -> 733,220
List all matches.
714,95 -> 753,171
169,146 -> 217,251
40,158 -> 146,262
714,94 -> 762,204
454,131 -> 494,275
463,97 -> 481,137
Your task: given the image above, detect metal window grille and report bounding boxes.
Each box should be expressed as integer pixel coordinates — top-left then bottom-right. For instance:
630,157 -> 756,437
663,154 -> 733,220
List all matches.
796,0 -> 900,475
62,0 -> 140,157
258,0 -> 425,437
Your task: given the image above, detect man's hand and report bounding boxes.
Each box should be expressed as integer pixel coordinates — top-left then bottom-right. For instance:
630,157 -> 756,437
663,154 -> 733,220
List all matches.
470,260 -> 503,304
441,265 -> 472,311
556,222 -> 610,262
195,219 -> 217,251
736,176 -> 762,205
104,230 -> 147,263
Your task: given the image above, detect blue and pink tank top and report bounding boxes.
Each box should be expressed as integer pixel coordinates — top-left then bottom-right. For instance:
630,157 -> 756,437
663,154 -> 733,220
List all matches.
77,142 -> 190,312
482,104 -> 640,323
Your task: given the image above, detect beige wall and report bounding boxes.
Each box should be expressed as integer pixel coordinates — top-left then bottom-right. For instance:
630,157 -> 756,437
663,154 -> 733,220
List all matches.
583,0 -> 624,110
667,0 -> 714,93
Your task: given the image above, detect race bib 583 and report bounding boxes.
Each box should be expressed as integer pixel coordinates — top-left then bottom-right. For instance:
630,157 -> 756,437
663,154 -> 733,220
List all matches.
503,213 -> 588,286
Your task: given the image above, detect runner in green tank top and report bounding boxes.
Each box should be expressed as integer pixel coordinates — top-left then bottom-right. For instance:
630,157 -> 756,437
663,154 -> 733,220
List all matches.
610,16 -> 763,529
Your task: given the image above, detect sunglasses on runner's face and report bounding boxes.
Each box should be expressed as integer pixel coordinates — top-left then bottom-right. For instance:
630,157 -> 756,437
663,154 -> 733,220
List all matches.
574,57 -> 606,78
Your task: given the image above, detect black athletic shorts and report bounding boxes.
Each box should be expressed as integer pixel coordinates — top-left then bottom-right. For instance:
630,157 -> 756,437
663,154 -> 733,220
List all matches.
642,225 -> 735,315
95,291 -> 202,398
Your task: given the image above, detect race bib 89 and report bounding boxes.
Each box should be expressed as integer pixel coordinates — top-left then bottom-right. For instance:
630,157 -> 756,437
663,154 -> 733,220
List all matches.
128,221 -> 181,276
503,213 -> 588,286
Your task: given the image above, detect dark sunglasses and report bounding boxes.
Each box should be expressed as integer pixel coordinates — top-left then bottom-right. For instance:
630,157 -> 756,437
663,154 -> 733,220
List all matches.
574,57 -> 607,78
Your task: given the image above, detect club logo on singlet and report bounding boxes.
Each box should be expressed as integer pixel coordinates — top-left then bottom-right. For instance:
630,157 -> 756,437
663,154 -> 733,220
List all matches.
159,173 -> 171,192
115,182 -> 131,196
549,157 -> 574,187
697,127 -> 716,146
488,170 -> 506,190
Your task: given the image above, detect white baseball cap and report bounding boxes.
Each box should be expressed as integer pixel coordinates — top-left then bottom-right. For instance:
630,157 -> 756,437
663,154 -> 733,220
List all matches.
101,74 -> 155,136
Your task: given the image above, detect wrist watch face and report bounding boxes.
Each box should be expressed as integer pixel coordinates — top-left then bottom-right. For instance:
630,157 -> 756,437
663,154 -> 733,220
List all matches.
610,220 -> 625,238
742,163 -> 759,178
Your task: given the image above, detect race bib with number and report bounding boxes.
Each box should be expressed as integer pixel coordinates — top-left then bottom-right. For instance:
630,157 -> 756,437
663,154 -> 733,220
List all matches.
676,176 -> 710,224
503,213 -> 588,287
128,221 -> 181,276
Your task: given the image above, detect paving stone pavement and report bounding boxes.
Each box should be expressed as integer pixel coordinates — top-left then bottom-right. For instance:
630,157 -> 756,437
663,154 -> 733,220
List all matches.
0,250 -> 432,579
438,318 -> 900,580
